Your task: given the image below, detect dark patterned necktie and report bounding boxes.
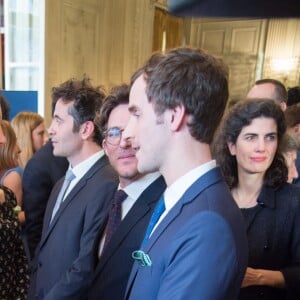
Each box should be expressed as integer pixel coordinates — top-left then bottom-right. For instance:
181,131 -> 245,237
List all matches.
102,189 -> 128,252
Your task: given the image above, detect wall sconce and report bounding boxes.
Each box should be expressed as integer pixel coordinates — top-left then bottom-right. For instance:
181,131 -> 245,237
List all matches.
270,57 -> 297,73
270,57 -> 297,85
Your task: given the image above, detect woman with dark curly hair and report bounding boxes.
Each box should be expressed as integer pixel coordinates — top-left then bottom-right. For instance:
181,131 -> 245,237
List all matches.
213,98 -> 300,300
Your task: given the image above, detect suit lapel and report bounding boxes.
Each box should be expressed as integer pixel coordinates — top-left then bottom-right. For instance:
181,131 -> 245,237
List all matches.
93,176 -> 166,279
42,179 -> 63,235
40,156 -> 109,248
144,168 -> 222,253
125,168 -> 222,298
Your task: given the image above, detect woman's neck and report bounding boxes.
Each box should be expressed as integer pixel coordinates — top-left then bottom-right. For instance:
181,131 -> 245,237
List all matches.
232,172 -> 264,208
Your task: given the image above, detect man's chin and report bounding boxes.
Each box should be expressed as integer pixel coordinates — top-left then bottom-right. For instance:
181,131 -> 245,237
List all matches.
137,161 -> 154,174
53,150 -> 63,157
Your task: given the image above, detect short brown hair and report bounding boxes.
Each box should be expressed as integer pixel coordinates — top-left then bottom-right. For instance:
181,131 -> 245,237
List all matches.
51,76 -> 106,145
140,47 -> 229,144
95,84 -> 130,137
255,78 -> 287,103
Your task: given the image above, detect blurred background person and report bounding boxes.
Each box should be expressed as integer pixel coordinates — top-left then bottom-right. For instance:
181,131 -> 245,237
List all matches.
287,86 -> 300,107
0,120 -> 24,223
280,134 -> 300,183
247,78 -> 287,111
285,103 -> 300,184
0,93 -> 11,121
22,140 -> 68,260
0,107 -> 29,300
214,98 -> 300,300
0,185 -> 29,300
11,111 -> 48,170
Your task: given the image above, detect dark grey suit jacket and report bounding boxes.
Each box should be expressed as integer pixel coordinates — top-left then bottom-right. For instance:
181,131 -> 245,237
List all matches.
23,140 -> 69,259
87,176 -> 166,300
28,155 -> 118,300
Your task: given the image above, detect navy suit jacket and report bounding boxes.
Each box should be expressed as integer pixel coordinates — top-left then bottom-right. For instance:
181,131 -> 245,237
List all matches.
23,140 -> 69,259
28,155 -> 118,300
126,167 -> 248,300
86,176 -> 166,300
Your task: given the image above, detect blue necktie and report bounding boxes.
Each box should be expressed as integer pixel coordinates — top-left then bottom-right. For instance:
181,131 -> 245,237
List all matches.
50,169 -> 75,223
132,195 -> 165,267
141,195 -> 165,248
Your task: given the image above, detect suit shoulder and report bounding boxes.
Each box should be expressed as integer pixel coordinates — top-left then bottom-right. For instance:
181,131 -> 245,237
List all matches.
98,163 -> 118,182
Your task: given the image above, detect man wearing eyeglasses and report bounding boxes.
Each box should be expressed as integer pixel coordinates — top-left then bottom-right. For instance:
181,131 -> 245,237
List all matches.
86,84 -> 166,300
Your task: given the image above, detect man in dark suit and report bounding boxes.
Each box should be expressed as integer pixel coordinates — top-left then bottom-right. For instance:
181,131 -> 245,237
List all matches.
23,140 -> 68,259
28,77 -> 118,300
123,47 -> 248,299
86,84 -> 166,300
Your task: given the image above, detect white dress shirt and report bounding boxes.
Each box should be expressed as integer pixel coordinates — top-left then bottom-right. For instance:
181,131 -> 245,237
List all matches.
98,171 -> 161,256
62,150 -> 105,201
151,160 -> 217,234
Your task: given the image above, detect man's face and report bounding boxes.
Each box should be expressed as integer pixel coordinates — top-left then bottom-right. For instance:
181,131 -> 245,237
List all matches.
48,98 -> 83,165
103,104 -> 140,186
124,75 -> 167,174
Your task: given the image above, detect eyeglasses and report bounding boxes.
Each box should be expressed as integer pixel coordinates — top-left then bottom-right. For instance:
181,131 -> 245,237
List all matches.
104,127 -> 124,145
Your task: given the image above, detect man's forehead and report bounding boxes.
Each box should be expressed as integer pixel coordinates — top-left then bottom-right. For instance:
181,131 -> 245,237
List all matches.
108,104 -> 130,123
129,75 -> 147,106
248,83 -> 276,98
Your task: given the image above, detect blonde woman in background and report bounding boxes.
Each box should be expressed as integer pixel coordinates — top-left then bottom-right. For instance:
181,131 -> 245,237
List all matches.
11,111 -> 48,169
0,120 -> 23,222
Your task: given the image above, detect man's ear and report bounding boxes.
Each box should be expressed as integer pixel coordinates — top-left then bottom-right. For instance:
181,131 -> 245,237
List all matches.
169,104 -> 185,132
102,139 -> 108,155
280,101 -> 287,111
80,121 -> 95,139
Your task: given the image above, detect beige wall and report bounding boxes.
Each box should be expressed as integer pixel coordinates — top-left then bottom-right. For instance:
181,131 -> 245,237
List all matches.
44,0 -> 157,125
188,18 -> 300,100
189,18 -> 268,99
44,1 -> 300,124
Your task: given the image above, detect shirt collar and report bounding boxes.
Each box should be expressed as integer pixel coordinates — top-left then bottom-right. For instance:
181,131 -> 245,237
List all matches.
164,160 -> 217,211
122,172 -> 161,201
69,150 -> 105,180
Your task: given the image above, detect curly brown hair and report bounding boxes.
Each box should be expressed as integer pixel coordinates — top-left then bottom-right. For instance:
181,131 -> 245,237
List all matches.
213,98 -> 288,189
